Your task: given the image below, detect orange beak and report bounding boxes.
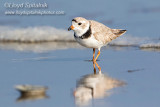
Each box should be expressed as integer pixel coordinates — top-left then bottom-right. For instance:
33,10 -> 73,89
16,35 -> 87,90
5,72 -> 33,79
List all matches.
68,25 -> 74,31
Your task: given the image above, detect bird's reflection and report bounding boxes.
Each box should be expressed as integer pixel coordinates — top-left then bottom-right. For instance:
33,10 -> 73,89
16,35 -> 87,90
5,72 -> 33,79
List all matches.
74,61 -> 125,106
16,94 -> 49,102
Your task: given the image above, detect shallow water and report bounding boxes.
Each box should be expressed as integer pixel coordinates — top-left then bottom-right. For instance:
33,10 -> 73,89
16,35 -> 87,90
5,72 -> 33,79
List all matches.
0,0 -> 160,106
0,45 -> 160,107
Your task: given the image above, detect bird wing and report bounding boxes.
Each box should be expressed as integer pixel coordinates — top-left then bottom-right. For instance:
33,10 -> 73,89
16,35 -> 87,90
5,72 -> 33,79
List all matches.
89,20 -> 126,44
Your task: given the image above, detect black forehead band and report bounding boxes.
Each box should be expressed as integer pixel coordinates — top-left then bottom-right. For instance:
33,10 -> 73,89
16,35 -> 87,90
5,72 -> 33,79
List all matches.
72,19 -> 77,23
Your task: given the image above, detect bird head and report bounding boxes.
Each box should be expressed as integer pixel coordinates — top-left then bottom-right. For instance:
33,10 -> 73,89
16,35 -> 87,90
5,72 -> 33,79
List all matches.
68,17 -> 90,36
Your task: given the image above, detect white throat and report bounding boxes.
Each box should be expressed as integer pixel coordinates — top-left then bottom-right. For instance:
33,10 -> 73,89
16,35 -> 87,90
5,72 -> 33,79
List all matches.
74,24 -> 90,37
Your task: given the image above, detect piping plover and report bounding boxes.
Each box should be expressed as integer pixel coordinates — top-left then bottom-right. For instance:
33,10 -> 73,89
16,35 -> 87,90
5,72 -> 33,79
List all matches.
68,17 -> 126,69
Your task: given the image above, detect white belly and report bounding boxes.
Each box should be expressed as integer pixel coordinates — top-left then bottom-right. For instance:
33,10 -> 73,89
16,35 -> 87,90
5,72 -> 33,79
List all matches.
75,35 -> 104,49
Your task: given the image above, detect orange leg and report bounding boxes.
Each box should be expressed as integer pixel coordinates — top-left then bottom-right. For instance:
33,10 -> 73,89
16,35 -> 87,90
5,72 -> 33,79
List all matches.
94,50 -> 100,62
93,61 -> 96,74
93,48 -> 95,61
95,61 -> 101,73
93,48 -> 96,74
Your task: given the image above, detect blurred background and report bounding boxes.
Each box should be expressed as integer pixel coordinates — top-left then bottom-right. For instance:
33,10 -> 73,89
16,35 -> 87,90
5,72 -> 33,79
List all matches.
0,0 -> 160,37
0,0 -> 160,107
0,0 -> 159,51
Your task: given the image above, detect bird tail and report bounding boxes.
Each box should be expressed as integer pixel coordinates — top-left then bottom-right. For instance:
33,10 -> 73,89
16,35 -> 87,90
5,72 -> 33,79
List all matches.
111,29 -> 127,37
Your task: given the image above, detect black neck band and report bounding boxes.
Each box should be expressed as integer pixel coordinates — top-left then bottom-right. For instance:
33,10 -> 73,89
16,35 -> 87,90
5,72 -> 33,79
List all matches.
74,25 -> 91,39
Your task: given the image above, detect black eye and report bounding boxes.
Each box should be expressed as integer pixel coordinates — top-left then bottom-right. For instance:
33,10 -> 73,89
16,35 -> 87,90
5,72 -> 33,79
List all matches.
78,23 -> 82,25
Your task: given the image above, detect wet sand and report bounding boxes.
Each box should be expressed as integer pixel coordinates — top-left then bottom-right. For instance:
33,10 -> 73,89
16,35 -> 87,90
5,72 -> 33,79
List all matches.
0,43 -> 159,107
